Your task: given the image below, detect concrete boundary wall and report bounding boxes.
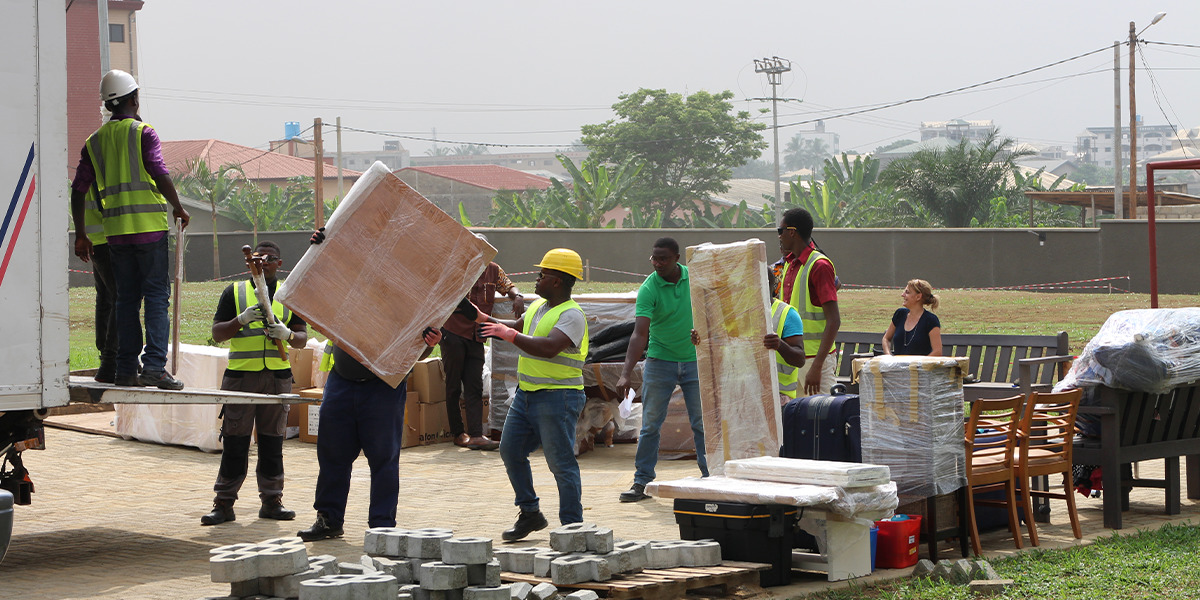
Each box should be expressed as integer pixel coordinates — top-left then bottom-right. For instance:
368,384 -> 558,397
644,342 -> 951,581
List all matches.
67,221 -> 1200,294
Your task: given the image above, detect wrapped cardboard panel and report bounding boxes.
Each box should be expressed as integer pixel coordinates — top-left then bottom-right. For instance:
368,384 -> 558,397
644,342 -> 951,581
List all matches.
725,456 -> 891,488
857,356 -> 968,498
686,240 -> 782,476
277,162 -> 496,387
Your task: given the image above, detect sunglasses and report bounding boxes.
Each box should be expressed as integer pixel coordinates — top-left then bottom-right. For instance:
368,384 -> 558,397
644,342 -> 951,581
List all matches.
262,256 -> 281,264
776,226 -> 796,235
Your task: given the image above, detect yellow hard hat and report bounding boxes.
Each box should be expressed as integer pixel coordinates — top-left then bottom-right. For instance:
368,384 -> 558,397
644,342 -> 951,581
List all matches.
535,248 -> 583,279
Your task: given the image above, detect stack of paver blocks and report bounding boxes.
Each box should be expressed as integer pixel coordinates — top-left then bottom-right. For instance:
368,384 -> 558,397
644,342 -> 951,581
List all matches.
494,523 -> 722,589
207,536 -> 340,599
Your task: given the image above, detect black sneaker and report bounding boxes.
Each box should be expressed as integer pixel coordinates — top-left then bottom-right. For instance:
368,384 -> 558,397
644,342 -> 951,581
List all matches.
113,374 -> 143,387
501,510 -> 548,542
94,369 -> 116,384
138,371 -> 184,390
200,500 -> 235,526
298,513 -> 343,542
619,483 -> 651,503
259,497 -> 296,521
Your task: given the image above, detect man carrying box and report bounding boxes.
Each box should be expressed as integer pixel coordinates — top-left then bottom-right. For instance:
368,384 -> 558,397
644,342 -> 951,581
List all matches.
201,240 -> 309,526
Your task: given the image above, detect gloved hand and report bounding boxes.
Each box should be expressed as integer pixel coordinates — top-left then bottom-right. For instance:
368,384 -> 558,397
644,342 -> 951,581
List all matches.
481,322 -> 518,343
237,304 -> 264,325
310,227 -> 326,245
422,326 -> 443,347
266,322 -> 293,340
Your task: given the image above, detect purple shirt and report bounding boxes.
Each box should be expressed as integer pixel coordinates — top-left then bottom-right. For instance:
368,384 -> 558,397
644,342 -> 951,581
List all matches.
72,114 -> 171,245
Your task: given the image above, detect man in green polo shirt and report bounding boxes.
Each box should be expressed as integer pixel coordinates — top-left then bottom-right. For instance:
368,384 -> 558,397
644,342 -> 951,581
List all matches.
616,237 -> 708,502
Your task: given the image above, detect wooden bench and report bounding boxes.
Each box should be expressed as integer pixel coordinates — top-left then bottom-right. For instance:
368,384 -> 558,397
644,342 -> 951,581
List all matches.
835,331 -> 1070,401
1069,382 -> 1200,529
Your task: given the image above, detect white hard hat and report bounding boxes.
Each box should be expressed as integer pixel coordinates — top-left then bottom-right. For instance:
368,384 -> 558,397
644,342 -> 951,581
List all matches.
100,70 -> 138,102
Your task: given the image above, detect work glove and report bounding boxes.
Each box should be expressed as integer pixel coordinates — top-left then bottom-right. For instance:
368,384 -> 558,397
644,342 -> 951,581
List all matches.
455,298 -> 490,323
237,304 -> 265,325
266,322 -> 293,341
310,227 -> 326,245
480,322 -> 518,343
422,326 -> 443,347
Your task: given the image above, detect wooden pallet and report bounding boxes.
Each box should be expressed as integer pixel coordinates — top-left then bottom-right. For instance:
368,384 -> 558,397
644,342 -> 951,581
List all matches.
502,561 -> 770,600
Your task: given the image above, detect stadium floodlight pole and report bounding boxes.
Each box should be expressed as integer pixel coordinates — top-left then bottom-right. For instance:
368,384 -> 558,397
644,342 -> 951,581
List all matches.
755,56 -> 792,223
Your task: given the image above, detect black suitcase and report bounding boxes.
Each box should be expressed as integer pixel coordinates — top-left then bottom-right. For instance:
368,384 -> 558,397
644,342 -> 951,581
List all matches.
780,393 -> 861,463
674,499 -> 796,587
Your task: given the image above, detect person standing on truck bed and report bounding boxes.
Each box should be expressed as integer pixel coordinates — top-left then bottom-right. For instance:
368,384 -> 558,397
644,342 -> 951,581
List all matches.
70,184 -> 119,383
69,69 -> 190,390
201,240 -> 309,526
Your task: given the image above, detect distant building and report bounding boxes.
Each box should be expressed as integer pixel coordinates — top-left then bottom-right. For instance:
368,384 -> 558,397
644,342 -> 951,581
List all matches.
270,122 -> 412,172
1075,120 -> 1178,167
161,139 -> 360,200
394,165 -> 553,225
920,119 -> 996,142
788,120 -> 841,155
409,150 -> 590,179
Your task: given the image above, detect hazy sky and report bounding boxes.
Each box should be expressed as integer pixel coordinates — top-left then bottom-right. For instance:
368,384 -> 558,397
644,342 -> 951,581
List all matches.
133,0 -> 1200,159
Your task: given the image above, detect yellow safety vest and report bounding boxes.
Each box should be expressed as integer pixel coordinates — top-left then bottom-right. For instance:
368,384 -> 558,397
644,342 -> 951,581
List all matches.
319,341 -> 335,372
771,299 -> 800,400
85,118 -> 169,237
781,248 -> 836,357
82,184 -> 107,245
517,298 -> 589,392
228,281 -> 291,371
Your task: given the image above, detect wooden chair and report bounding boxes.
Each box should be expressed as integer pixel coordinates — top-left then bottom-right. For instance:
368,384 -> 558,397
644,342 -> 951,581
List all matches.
1016,389 -> 1084,545
964,394 -> 1025,556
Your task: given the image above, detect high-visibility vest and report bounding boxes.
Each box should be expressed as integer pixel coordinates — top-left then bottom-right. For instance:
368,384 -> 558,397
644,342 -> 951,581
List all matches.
771,298 -> 800,399
319,341 -> 335,372
82,185 -> 107,245
517,298 -> 588,392
228,281 -> 291,371
781,248 -> 837,357
85,118 -> 169,237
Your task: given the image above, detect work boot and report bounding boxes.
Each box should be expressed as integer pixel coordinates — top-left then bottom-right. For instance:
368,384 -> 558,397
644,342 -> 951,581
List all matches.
298,512 -> 343,542
619,483 -> 651,503
259,496 -> 296,521
200,500 -> 235,526
113,374 -> 143,387
138,370 -> 185,391
501,510 -> 548,542
94,367 -> 116,384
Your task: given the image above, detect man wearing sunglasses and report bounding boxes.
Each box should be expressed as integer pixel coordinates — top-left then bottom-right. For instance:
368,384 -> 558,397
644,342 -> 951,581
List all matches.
777,208 -> 841,396
200,240 -> 309,526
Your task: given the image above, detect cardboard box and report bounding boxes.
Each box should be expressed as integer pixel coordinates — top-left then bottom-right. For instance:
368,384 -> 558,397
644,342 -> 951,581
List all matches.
298,402 -> 320,443
419,401 -> 454,445
289,347 -> 316,389
410,358 -> 446,404
402,392 -> 421,448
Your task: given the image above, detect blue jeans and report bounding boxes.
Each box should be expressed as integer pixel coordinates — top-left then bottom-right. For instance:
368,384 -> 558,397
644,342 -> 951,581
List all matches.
633,358 -> 708,485
108,236 -> 170,377
313,371 -> 407,528
500,387 -> 585,525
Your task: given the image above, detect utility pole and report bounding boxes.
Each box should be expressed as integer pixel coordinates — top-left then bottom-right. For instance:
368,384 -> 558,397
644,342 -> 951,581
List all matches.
336,116 -> 344,199
1113,41 -> 1123,220
1129,21 -> 1138,219
314,117 -> 325,229
755,57 -> 791,224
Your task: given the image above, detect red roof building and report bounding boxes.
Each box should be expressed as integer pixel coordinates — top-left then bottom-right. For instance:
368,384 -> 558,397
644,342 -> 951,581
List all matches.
161,139 -> 360,199
395,165 -> 553,225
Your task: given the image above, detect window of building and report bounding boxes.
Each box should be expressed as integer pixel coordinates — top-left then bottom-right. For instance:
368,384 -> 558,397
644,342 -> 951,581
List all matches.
1104,147 -> 1111,153
1104,133 -> 1112,139
109,24 -> 125,43
1105,161 -> 1112,166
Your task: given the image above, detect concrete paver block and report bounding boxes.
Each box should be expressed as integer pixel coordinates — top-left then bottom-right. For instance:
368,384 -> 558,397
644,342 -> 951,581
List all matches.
970,559 -> 1001,581
968,579 -> 1015,596
530,582 -> 557,600
407,558 -> 438,583
531,551 -> 568,578
258,544 -> 310,578
548,523 -> 594,553
210,542 -> 257,555
550,555 -> 612,585
463,585 -> 511,600
466,558 -> 500,587
419,561 -> 468,590
950,559 -> 974,584
911,558 -> 936,578
338,561 -> 375,575
585,528 -> 613,554
364,527 -> 410,557
407,530 -> 454,559
565,591 -> 600,600
363,555 -> 413,583
442,537 -> 493,565
608,541 -> 648,573
298,573 -> 399,600
680,540 -> 721,567
413,588 -> 463,600
310,554 -> 340,576
260,536 -> 306,548
930,559 -> 954,582
211,550 -> 259,583
507,581 -> 533,600
493,547 -> 546,574
645,541 -> 683,569
266,565 -> 322,598
229,578 -> 260,597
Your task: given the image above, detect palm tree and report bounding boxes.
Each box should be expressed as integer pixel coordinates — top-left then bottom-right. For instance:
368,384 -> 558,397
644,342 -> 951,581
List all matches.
176,160 -> 247,277
880,131 -> 1036,227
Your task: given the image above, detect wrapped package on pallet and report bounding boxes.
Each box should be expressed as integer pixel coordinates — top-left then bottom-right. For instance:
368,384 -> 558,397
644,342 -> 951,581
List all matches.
856,355 -> 968,498
276,162 -> 496,387
686,239 -> 783,476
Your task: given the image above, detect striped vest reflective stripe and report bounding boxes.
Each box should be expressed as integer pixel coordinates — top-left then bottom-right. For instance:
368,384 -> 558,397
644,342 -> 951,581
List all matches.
82,185 -> 107,245
517,298 -> 589,391
771,299 -> 799,399
228,281 -> 291,371
85,118 -> 169,237
319,341 -> 335,372
782,249 -> 836,357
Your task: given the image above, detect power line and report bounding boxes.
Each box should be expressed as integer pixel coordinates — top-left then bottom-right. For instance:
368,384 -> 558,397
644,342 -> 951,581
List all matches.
1144,40 -> 1200,50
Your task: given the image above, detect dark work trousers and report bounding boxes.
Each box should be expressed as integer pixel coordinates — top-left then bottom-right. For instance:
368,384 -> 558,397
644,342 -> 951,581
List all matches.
91,243 -> 118,375
439,330 -> 486,437
108,236 -> 171,377
213,370 -> 292,503
313,371 -> 406,528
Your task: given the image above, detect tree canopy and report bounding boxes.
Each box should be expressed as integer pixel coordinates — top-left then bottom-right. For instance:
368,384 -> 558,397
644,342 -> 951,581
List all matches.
581,88 -> 767,226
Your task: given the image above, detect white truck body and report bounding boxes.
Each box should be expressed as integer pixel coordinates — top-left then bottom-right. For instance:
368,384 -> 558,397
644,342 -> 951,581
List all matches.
1,0 -> 70,413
